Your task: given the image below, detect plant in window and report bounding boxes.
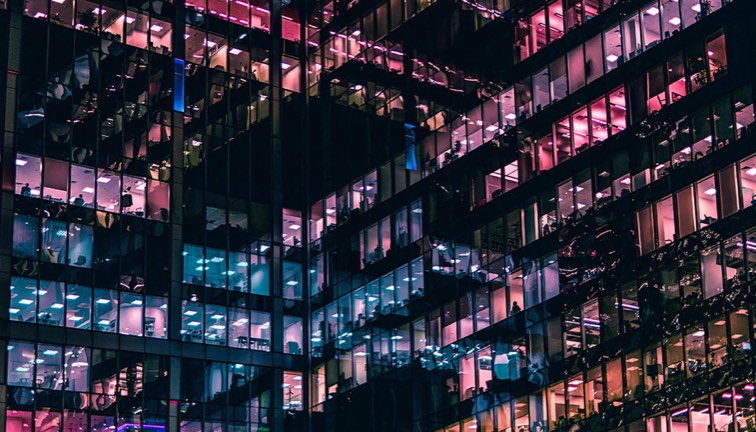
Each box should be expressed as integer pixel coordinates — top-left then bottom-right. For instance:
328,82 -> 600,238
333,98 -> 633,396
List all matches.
700,0 -> 712,16
692,69 -> 710,87
77,11 -> 98,33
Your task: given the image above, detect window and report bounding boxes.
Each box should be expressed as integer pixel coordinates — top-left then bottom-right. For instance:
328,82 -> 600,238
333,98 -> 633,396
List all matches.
734,86 -> 754,139
41,219 -> 67,264
283,371 -> 303,410
675,186 -> 696,237
38,280 -> 65,327
604,24 -> 622,73
548,1 -> 564,42
145,296 -> 167,339
205,303 -> 227,345
93,288 -> 118,333
584,35 -> 603,84
283,260 -> 302,300
10,277 -> 37,323
530,9 -> 547,55
7,341 -> 36,387
641,2 -> 662,49
96,169 -> 121,213
696,175 -> 718,228
66,284 -> 92,329
567,45 -> 586,93
717,164 -> 739,217
741,155 -> 756,208
15,153 -> 42,197
250,311 -> 271,351
533,67 -> 550,112
661,0 -> 681,38
69,165 -> 93,208
655,195 -> 676,247
13,214 -> 38,259
622,13 -> 642,61
68,223 -> 93,268
284,316 -> 303,354
119,292 -> 143,336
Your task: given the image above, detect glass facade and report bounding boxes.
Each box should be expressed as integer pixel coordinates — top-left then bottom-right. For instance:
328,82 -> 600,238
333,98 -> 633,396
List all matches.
1,0 -> 756,431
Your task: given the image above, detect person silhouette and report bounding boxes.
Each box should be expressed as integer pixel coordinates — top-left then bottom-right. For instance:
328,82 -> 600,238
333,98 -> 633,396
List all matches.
511,301 -> 521,314
121,187 -> 133,209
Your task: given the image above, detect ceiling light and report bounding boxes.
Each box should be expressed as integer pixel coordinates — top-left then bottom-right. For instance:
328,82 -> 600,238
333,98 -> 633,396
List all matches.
125,16 -> 135,23
606,54 -> 619,63
281,62 -> 291,70
150,24 -> 163,32
646,6 -> 659,15
229,48 -> 242,55
704,188 -> 716,196
96,177 -> 111,183
15,159 -> 27,166
669,17 -> 681,26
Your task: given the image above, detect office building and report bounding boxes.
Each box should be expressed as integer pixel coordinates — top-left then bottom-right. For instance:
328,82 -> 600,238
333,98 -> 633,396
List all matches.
0,0 -> 755,431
